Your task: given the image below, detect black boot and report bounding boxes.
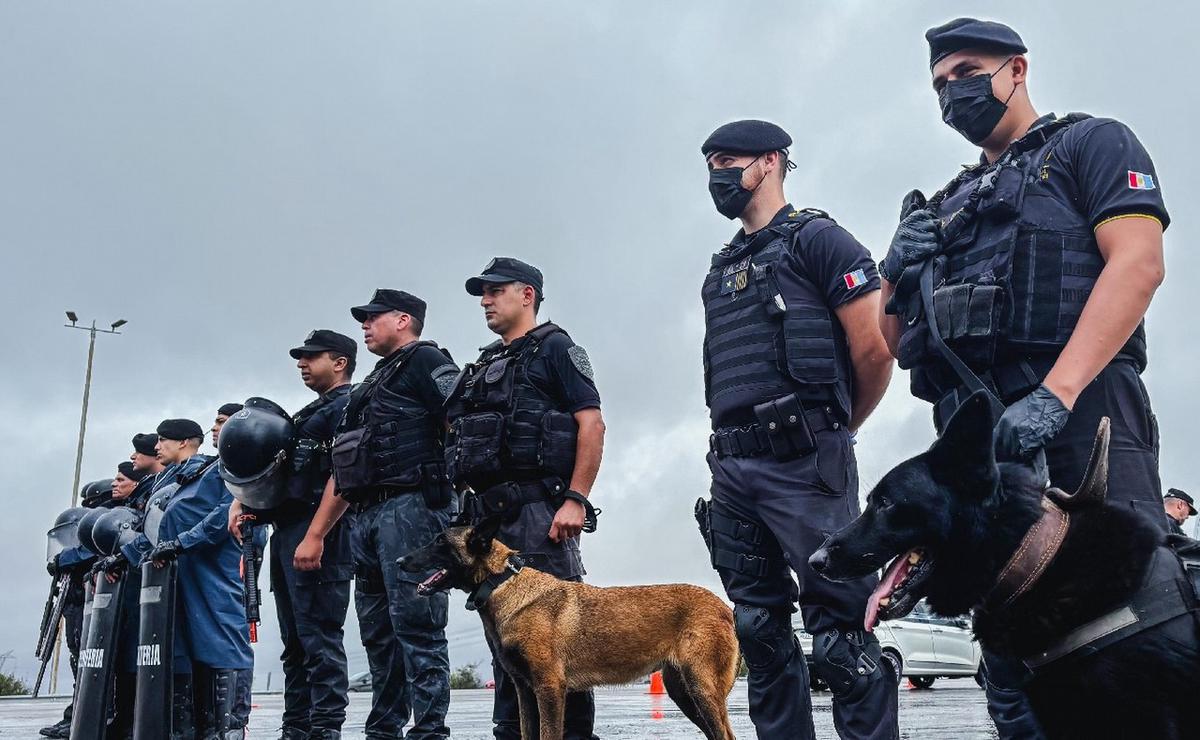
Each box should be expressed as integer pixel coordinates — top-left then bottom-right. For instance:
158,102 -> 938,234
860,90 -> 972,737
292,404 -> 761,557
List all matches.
39,718 -> 71,738
202,669 -> 246,740
277,728 -> 309,740
307,730 -> 341,740
172,673 -> 197,740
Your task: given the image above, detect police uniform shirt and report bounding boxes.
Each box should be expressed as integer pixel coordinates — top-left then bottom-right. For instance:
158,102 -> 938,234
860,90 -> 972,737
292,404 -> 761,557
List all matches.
714,205 -> 879,428
344,342 -> 459,431
509,325 -> 602,413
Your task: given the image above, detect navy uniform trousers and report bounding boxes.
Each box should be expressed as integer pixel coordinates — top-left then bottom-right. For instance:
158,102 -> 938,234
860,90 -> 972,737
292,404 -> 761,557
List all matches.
707,427 -> 899,740
351,493 -> 454,740
270,515 -> 352,733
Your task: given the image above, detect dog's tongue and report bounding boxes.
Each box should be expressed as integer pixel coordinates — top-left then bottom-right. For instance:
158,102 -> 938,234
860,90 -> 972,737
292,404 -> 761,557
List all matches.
865,550 -> 916,632
416,568 -> 448,596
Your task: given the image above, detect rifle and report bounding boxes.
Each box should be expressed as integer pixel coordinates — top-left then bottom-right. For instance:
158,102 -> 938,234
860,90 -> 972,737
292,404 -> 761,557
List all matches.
238,513 -> 261,643
33,573 -> 71,697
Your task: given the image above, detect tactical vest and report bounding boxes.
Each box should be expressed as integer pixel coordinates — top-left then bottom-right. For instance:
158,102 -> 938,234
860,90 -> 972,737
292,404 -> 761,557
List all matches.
445,323 -> 579,489
702,209 -> 847,425
286,385 -> 350,507
895,114 -> 1148,402
332,341 -> 449,494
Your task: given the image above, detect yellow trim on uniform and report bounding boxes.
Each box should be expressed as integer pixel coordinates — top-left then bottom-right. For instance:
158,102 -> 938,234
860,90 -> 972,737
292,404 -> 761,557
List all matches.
1094,213 -> 1162,231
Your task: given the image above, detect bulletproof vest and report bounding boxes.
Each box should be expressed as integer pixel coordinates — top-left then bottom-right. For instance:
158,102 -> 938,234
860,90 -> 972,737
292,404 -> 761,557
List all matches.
445,323 -> 579,488
702,209 -> 847,425
895,114 -> 1148,402
285,385 -> 351,507
335,341 -> 450,492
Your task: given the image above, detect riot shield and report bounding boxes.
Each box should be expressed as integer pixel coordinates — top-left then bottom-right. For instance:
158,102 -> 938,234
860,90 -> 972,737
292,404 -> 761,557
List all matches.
70,572 -> 127,740
132,560 -> 176,740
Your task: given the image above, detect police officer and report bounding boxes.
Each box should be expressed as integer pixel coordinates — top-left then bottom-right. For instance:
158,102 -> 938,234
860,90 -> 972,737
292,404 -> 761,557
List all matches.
446,257 -> 606,740
129,433 -> 166,509
228,330 -> 357,740
878,18 -> 1171,740
1163,489 -> 1195,536
296,290 -> 457,740
697,120 -> 897,740
211,403 -> 243,450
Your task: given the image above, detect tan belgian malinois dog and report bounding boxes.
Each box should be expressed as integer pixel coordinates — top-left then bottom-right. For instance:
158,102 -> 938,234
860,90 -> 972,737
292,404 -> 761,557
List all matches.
397,516 -> 739,740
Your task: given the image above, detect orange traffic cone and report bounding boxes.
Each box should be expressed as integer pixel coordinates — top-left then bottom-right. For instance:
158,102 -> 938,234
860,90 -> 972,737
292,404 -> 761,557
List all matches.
647,671 -> 666,695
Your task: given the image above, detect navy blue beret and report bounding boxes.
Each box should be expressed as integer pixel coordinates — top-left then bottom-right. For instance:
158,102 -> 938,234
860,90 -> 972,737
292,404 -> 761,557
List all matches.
701,120 -> 792,158
926,18 -> 1027,69
156,418 -> 204,441
132,433 -> 158,456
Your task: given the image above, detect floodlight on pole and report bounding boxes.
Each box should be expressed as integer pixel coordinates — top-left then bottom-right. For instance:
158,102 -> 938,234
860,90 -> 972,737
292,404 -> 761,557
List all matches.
65,311 -> 78,325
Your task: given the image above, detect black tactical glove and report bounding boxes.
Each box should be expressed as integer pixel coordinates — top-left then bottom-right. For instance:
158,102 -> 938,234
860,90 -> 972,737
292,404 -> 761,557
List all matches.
46,554 -> 60,577
994,384 -> 1070,462
879,208 -> 941,283
149,539 -> 185,564
97,553 -> 128,576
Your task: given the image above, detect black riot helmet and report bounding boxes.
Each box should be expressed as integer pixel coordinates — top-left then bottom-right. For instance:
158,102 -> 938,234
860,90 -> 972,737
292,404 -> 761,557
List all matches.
218,396 -> 295,510
47,506 -> 89,564
91,508 -> 139,556
80,478 -> 115,508
76,507 -> 110,555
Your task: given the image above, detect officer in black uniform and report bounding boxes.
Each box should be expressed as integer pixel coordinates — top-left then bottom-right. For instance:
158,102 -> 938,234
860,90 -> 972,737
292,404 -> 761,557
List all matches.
1163,489 -> 1195,536
227,330 -> 357,740
445,257 -> 606,740
697,121 -> 898,740
879,18 -> 1171,740
296,290 -> 458,740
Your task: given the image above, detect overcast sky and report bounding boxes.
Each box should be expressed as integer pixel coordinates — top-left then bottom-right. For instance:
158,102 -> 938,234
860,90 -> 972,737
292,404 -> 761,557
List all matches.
2,1 -> 1196,690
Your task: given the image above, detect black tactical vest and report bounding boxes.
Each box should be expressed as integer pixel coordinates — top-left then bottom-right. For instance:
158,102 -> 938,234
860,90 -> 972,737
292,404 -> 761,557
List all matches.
285,384 -> 351,507
445,323 -> 579,489
702,209 -> 848,426
895,114 -> 1148,402
333,341 -> 450,494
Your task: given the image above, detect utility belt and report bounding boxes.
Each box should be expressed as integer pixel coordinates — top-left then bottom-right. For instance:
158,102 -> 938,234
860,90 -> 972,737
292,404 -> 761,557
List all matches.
340,462 -> 452,513
710,393 -> 840,461
466,476 -> 600,532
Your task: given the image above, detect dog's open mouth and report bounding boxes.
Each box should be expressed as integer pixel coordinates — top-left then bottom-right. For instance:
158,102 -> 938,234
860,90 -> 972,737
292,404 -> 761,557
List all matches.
865,549 -> 935,632
416,569 -> 450,596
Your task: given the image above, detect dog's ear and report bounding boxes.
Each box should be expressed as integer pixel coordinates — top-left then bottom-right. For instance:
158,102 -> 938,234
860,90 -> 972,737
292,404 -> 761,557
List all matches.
928,391 -> 998,493
466,516 -> 502,556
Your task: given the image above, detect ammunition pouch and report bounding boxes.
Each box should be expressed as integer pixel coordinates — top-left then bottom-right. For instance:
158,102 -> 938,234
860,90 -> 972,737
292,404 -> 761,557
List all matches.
931,282 -> 1005,371
446,412 -> 505,484
753,393 -> 817,461
331,427 -> 371,493
474,481 -> 554,524
538,411 -> 579,481
419,463 -> 452,510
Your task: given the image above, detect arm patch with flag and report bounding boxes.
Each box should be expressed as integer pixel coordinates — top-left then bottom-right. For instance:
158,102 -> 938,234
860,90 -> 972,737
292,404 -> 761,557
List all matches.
842,268 -> 868,289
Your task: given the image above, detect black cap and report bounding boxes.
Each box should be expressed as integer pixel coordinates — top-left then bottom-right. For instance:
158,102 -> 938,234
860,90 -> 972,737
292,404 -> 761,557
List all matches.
926,18 -> 1027,69
465,257 -> 544,297
217,403 -> 244,418
351,289 -> 428,324
132,433 -> 158,456
289,329 -> 359,360
1165,488 -> 1197,516
701,120 -> 792,158
156,418 -> 204,441
117,460 -> 146,482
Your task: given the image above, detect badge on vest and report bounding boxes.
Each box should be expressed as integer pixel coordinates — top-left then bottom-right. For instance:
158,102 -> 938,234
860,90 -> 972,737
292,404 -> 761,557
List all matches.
720,257 -> 751,296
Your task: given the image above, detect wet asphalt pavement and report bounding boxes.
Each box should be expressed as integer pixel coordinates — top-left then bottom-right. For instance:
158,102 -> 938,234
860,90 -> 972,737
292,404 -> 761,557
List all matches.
2,679 -> 997,739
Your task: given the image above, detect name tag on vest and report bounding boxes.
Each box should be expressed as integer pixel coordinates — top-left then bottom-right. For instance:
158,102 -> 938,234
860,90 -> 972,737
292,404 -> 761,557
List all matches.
720,257 -> 752,296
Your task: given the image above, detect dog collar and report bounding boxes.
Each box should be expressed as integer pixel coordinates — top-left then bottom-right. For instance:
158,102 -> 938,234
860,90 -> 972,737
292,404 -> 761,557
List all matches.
466,555 -> 525,612
987,497 -> 1070,608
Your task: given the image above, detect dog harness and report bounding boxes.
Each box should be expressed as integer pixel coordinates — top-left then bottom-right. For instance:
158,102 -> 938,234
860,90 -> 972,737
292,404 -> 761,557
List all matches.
466,555 -> 526,612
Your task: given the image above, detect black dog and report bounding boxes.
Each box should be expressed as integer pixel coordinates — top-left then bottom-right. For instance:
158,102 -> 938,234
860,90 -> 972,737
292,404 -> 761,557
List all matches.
809,392 -> 1200,739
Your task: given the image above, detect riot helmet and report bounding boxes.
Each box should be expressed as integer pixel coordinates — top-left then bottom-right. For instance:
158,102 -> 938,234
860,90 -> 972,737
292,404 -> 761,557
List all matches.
91,508 -> 139,556
80,478 -> 115,508
76,507 -> 110,555
47,506 -> 89,564
218,396 -> 295,510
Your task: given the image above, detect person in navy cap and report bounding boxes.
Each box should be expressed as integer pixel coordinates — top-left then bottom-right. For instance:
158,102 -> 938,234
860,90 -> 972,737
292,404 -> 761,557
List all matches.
696,120 -> 897,740
446,257 -> 607,740
878,16 -> 1171,740
296,290 -> 459,740
1163,489 -> 1196,536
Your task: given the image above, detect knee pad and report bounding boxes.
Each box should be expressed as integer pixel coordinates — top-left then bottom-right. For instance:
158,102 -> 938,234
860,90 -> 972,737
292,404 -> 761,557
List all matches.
733,604 -> 798,673
811,628 -> 884,701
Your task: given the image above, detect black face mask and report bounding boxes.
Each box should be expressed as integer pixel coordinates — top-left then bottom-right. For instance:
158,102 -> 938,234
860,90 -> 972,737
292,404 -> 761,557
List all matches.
938,57 -> 1018,145
708,155 -> 763,219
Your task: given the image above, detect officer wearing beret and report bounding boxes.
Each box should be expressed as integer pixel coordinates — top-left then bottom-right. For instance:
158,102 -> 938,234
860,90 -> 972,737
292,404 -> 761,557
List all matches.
696,120 -> 897,739
878,17 -> 1171,740
228,330 -> 358,739
446,257 -> 606,740
297,290 -> 459,740
1163,489 -> 1196,536
211,403 -> 244,450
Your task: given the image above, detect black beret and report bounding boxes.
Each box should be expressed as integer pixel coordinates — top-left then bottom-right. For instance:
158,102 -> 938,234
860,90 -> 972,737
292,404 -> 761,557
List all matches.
131,433 -> 158,456
926,18 -> 1027,69
465,257 -> 544,297
289,329 -> 359,360
351,289 -> 428,324
217,403 -> 244,418
1165,488 -> 1197,515
117,460 -> 146,481
701,120 -> 792,158
156,418 -> 204,441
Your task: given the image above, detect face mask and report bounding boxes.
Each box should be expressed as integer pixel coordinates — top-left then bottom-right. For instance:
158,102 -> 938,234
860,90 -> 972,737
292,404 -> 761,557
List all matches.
938,57 -> 1018,144
708,155 -> 763,219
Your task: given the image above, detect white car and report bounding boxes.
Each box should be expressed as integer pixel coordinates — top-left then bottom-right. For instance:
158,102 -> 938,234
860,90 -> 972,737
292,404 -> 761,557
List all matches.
795,601 -> 982,689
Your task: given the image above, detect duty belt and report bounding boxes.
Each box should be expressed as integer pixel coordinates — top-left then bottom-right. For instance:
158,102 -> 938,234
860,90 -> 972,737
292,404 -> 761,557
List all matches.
710,405 -> 838,458
347,485 -> 422,513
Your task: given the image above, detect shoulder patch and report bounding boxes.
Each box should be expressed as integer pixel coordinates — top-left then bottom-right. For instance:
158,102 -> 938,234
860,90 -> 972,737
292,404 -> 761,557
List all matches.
567,345 -> 594,382
431,364 -> 461,399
